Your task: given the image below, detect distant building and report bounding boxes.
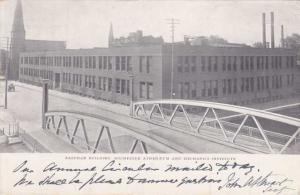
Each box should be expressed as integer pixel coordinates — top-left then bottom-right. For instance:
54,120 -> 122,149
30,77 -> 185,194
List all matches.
109,27 -> 164,47
184,36 -> 249,48
9,0 -> 65,80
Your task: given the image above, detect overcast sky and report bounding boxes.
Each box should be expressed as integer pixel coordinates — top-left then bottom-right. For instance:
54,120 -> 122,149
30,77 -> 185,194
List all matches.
1,0 -> 300,49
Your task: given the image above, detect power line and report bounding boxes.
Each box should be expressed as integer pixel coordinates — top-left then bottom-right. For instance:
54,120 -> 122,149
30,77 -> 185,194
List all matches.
166,18 -> 180,99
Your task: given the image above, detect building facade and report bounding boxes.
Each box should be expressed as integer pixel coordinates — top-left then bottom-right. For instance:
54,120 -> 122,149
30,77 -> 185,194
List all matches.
19,44 -> 299,106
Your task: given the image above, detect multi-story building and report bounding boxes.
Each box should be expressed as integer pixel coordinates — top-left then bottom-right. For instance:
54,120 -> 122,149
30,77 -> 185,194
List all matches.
19,44 -> 298,106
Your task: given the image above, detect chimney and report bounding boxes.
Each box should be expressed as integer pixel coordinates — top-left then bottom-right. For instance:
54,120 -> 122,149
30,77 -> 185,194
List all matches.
262,13 -> 266,48
281,25 -> 285,48
271,12 -> 275,48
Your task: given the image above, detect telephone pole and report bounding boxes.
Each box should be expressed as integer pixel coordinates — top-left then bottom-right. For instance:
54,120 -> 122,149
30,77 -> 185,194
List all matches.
0,37 -> 10,109
166,18 -> 180,99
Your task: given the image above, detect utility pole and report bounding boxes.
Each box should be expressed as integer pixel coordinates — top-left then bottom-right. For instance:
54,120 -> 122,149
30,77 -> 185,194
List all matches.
166,18 -> 180,99
4,37 -> 10,109
0,37 -> 10,109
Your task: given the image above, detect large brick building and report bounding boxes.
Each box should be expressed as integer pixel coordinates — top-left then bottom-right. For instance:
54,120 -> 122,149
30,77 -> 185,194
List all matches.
19,44 -> 298,106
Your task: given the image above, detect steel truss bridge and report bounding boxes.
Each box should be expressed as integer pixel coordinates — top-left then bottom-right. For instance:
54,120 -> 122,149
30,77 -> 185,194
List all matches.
44,98 -> 300,154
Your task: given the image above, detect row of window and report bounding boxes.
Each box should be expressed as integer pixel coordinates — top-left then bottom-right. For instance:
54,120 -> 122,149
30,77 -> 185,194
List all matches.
62,73 -> 131,96
21,55 -> 153,73
20,67 -> 53,80
177,55 -> 296,73
177,75 -> 295,99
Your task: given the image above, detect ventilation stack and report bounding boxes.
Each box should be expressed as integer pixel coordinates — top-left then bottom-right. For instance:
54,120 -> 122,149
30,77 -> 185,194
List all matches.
262,13 -> 267,48
271,12 -> 275,48
281,25 -> 285,48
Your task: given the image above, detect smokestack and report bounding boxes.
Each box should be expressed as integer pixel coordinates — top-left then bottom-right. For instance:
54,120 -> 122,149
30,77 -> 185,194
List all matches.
262,13 -> 266,48
281,25 -> 285,48
271,12 -> 275,48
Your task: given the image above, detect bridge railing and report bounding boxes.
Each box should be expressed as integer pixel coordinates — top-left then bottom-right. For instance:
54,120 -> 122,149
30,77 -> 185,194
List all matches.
132,99 -> 300,154
44,110 -> 181,153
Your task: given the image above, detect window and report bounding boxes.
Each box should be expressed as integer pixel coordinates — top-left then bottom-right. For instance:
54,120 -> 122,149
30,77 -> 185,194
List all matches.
222,56 -> 226,71
245,78 -> 249,92
222,79 -> 227,94
184,56 -> 189,72
233,78 -> 237,93
103,77 -> 107,91
184,82 -> 190,99
208,56 -> 212,72
265,76 -> 269,89
202,81 -> 206,97
121,79 -> 126,94
214,56 -> 218,72
178,83 -> 183,98
88,56 -> 92,68
208,80 -> 212,96
233,56 -> 237,71
227,56 -> 231,71
98,56 -> 103,69
98,77 -> 102,90
240,56 -> 244,71
139,56 -> 144,72
103,56 -> 108,69
146,56 -> 151,73
241,78 -> 245,92
108,56 -> 112,70
92,56 -> 96,69
250,77 -> 254,92
108,78 -> 112,91
191,56 -> 196,72
116,56 -> 120,70
213,80 -> 218,96
147,82 -> 153,99
228,79 -> 232,94
85,57 -> 88,68
139,82 -> 146,98
245,56 -> 249,70
250,57 -> 254,71
92,76 -> 95,89
116,79 -> 121,93
201,56 -> 206,71
177,56 -> 183,72
121,56 -> 126,71
127,56 -> 132,71
191,82 -> 197,98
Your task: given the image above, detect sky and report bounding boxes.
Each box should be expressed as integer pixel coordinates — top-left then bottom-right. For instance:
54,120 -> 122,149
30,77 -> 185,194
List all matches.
0,0 -> 300,49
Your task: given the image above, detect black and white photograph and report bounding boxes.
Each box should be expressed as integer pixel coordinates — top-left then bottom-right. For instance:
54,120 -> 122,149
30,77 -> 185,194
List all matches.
0,0 -> 299,154
1,0 -> 300,194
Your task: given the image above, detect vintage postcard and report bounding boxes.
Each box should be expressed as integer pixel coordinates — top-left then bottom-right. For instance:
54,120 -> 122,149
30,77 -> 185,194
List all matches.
0,0 -> 299,194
